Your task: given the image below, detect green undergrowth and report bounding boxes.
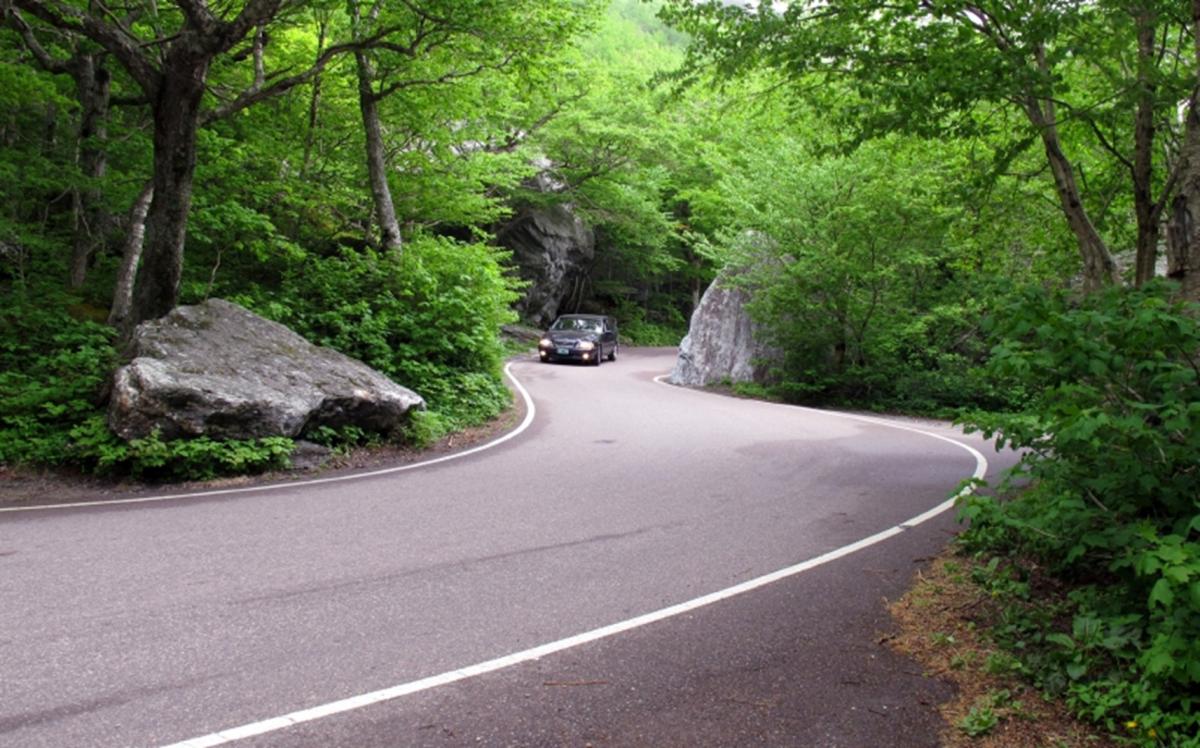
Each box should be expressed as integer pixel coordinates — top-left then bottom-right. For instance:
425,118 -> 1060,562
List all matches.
0,292 -> 306,481
1,235 -> 520,482
611,300 -> 686,346
955,281 -> 1200,747
235,234 -> 519,445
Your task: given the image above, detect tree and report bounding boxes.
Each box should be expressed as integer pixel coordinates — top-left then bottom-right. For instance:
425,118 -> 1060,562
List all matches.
5,8 -> 113,290
345,0 -> 600,253
661,0 -> 1194,293
1167,0 -> 1200,300
7,0 -> 388,324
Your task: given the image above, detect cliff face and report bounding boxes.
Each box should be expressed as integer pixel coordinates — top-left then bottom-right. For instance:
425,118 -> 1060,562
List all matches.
497,202 -> 595,327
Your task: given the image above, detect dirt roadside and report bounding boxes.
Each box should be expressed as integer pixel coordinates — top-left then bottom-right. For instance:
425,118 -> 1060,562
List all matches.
889,548 -> 1120,747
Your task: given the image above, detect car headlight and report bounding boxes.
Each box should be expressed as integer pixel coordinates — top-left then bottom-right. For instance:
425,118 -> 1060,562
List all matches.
539,338 -> 552,348
577,340 -> 595,351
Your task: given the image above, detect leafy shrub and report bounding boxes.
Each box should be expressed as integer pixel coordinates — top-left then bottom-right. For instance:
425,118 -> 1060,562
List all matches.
739,263 -> 1020,415
3,234 -> 520,481
612,300 -> 685,346
0,293 -> 117,467
70,417 -> 294,480
958,281 -> 1200,745
237,234 -> 520,431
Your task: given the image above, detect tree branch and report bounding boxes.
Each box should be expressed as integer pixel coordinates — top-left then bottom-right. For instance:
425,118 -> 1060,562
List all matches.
221,0 -> 284,49
175,0 -> 216,34
1084,115 -> 1135,172
6,7 -> 69,73
483,94 -> 584,154
373,62 -> 486,100
201,34 -> 380,124
14,0 -> 158,92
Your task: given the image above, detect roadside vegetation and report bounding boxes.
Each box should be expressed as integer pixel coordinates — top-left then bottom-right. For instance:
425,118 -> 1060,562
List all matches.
0,0 -> 701,479
657,1 -> 1200,743
3,1 -> 1199,740
952,284 -> 1200,746
891,551 -> 1120,747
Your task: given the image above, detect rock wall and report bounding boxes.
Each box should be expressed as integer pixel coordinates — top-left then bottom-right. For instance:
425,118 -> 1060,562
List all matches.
497,203 -> 595,327
108,299 -> 425,441
669,266 -> 780,387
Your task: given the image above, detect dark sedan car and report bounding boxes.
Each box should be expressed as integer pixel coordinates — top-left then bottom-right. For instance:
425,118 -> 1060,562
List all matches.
538,314 -> 618,365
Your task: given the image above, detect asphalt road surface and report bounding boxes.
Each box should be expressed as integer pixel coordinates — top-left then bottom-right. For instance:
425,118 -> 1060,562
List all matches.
1,348 -> 1018,747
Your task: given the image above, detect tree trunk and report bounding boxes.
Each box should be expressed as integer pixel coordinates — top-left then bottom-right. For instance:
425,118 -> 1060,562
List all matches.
68,54 -> 111,290
355,50 -> 403,253
1132,8 -> 1159,287
1024,44 -> 1118,293
300,17 -> 329,180
130,56 -> 208,324
1168,0 -> 1200,302
1043,133 -> 1119,291
1027,101 -> 1119,292
108,181 -> 155,331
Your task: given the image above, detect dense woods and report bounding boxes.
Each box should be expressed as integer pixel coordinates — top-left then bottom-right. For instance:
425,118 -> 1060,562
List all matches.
2,1 -> 1198,742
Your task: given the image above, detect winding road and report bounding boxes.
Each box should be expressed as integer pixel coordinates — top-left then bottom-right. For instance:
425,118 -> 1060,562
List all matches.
1,348 -> 1017,747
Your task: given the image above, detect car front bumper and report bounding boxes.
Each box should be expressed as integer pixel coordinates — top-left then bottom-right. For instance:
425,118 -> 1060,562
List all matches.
539,345 -> 598,363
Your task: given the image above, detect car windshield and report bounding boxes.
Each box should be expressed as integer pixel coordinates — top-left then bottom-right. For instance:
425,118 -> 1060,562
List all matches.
551,317 -> 603,333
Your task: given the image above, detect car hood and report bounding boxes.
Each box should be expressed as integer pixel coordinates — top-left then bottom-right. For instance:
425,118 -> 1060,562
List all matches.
545,331 -> 598,343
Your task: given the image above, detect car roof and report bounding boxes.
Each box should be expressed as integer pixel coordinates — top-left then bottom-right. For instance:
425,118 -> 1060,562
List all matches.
555,314 -> 611,320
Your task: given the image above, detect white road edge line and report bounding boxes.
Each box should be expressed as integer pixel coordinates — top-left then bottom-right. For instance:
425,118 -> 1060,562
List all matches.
0,363 -> 537,514
161,370 -> 988,748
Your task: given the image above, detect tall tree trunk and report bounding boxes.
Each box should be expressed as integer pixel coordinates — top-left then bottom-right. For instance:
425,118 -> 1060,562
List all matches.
68,53 -> 111,290
1041,127 -> 1119,291
1168,0 -> 1200,302
355,50 -> 403,253
1027,102 -> 1119,292
1133,8 -> 1159,287
131,56 -> 208,324
300,17 -> 329,180
1024,45 -> 1118,293
108,181 -> 155,332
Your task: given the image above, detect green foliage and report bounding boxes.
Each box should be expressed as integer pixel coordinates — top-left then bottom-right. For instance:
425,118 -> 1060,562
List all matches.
237,234 -> 519,430
89,425 -> 294,481
659,0 -> 1188,258
957,703 -> 1000,737
0,293 -> 117,467
0,291 -> 294,481
400,409 -> 451,450
958,282 -> 1200,744
702,131 -> 1032,415
304,424 -> 379,454
612,299 -> 685,346
958,686 -> 1032,737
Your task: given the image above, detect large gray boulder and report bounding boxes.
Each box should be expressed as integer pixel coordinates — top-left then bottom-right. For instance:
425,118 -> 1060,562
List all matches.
497,203 -> 594,327
108,299 -> 425,441
670,267 -> 781,387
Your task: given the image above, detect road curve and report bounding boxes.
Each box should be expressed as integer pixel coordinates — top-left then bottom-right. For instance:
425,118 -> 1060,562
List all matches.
0,348 -> 1015,747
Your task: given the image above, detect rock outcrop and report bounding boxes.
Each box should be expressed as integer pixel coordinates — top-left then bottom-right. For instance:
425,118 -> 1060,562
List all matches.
498,203 -> 595,327
108,299 -> 425,441
670,267 -> 781,387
